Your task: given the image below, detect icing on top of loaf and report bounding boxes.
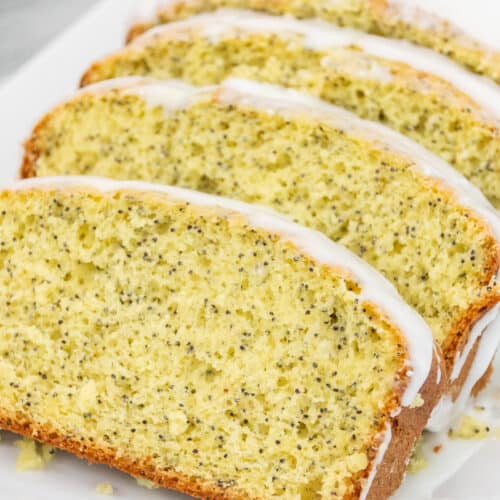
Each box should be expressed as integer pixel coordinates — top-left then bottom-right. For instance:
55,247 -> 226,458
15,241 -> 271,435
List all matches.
132,9 -> 500,120
94,77 -> 500,244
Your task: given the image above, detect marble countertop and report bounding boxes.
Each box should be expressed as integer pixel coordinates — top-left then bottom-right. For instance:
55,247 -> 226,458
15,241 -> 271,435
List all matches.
0,0 -> 98,79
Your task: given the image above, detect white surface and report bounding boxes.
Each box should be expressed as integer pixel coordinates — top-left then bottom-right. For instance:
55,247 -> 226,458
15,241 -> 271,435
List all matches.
0,0 -> 499,499
0,0 -> 99,79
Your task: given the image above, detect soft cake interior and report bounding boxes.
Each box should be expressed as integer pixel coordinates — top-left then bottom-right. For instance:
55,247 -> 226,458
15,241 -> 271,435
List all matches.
28,94 -> 498,363
82,32 -> 500,208
0,189 -> 406,498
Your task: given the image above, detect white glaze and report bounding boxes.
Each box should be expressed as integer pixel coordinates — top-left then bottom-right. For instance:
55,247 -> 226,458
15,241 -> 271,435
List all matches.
428,312 -> 500,431
6,175 -> 432,410
387,0 -> 500,51
386,0 -> 443,33
64,77 -> 500,426
143,0 -> 500,52
131,9 -> 500,120
360,424 -> 392,500
132,0 -> 161,22
436,350 -> 442,385
124,80 -> 200,112
451,305 -> 500,382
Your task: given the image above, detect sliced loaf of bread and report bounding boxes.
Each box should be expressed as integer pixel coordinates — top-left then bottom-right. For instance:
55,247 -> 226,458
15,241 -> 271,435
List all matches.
82,10 -> 500,208
0,176 -> 441,499
127,0 -> 500,84
21,78 -> 500,430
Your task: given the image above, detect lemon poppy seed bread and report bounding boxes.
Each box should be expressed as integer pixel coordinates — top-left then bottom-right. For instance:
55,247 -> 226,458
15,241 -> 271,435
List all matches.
0,176 -> 442,499
127,0 -> 500,84
82,11 -> 500,208
21,78 -> 500,430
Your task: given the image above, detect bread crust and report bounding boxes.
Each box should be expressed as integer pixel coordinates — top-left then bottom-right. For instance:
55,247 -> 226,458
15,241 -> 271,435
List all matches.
365,349 -> 443,499
0,345 -> 443,500
472,361 -> 494,397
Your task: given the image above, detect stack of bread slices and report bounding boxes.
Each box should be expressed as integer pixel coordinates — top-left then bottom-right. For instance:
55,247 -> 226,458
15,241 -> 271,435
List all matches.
1,1 -> 499,498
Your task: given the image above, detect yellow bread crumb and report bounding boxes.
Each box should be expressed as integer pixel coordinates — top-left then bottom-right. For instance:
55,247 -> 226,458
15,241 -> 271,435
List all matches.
96,482 -> 114,495
136,477 -> 157,489
15,438 -> 55,471
78,380 -> 97,413
407,438 -> 428,474
449,416 -> 491,440
345,452 -> 368,474
410,393 -> 424,409
168,410 -> 188,436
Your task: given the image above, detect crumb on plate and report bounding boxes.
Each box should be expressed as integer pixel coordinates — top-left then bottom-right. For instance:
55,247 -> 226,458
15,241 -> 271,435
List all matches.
136,477 -> 157,489
96,482 -> 114,495
408,437 -> 428,473
449,415 -> 491,440
15,438 -> 55,471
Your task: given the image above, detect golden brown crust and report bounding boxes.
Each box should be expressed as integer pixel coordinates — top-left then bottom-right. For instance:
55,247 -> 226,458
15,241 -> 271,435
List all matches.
20,111 -> 52,179
127,22 -> 156,44
80,63 -> 102,87
449,330 -> 484,401
472,361 -> 494,397
0,349 -> 443,500
444,293 -> 500,376
366,349 -> 444,499
0,411 -> 253,500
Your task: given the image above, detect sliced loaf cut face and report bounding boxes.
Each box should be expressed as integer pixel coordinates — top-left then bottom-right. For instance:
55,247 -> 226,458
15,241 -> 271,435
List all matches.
0,177 -> 441,500
21,79 -> 500,428
127,0 -> 500,84
82,10 -> 500,208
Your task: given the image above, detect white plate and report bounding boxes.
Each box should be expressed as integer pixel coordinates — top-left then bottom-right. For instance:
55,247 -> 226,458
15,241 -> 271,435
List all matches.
0,1 -> 499,498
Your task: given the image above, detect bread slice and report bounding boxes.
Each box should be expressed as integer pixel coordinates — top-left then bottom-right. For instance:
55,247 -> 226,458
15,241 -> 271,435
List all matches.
81,10 -> 500,208
21,78 -> 500,430
0,176 -> 442,499
126,0 -> 500,85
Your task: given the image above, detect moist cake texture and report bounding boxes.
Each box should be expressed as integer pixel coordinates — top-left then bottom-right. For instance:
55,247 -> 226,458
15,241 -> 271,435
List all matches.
0,177 -> 438,499
21,79 -> 500,428
127,0 -> 500,84
82,12 -> 500,208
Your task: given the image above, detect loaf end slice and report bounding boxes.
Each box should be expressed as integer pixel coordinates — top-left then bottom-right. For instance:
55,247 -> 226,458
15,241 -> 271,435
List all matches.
0,177 -> 442,499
